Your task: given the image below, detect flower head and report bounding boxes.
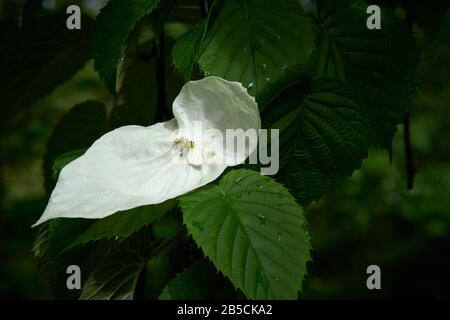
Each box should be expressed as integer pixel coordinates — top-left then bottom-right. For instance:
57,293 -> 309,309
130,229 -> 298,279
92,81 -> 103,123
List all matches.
33,76 -> 260,226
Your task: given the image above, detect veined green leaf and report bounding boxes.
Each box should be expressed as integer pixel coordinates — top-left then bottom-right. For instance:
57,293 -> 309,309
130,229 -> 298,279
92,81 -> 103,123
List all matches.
172,19 -> 208,80
196,0 -> 316,107
68,200 -> 176,249
265,78 -> 370,206
80,230 -> 151,300
311,0 -> 419,148
181,169 -> 311,300
92,0 -> 161,93
46,218 -> 95,299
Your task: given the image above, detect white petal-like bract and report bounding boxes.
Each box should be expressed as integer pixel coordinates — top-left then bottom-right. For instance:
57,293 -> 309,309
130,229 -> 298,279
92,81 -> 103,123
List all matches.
33,77 -> 260,226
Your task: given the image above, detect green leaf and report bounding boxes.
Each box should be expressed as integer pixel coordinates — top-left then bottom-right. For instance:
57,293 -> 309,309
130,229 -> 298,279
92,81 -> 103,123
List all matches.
80,230 -> 151,300
181,169 -> 311,300
46,218 -> 95,299
159,262 -> 216,300
0,14 -> 91,126
92,0 -> 161,93
172,19 -> 207,80
196,0 -> 316,107
43,101 -> 107,193
32,224 -> 50,284
68,200 -> 176,249
265,78 -> 370,206
51,149 -> 86,181
111,58 -> 158,127
311,0 -> 419,148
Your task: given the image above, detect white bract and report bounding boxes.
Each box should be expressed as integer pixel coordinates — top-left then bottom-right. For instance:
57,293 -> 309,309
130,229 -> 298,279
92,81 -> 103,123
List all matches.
33,77 -> 260,226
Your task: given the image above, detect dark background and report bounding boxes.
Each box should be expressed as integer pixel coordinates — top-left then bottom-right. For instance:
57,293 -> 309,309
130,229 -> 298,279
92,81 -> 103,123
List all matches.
0,0 -> 449,299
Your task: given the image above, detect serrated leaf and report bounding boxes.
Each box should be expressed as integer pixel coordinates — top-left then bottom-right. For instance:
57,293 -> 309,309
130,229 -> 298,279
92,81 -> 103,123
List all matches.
43,101 -> 107,193
181,169 -> 311,300
311,0 -> 419,148
68,200 -> 176,249
159,262 -> 216,300
80,230 -> 151,300
172,19 -> 207,80
46,218 -> 95,299
265,78 -> 370,206
0,14 -> 91,126
196,0 -> 316,107
92,0 -> 161,93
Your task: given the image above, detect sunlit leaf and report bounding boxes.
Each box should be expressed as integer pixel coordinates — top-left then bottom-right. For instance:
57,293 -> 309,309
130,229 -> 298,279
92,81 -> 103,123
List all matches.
181,169 -> 311,299
196,0 -> 316,106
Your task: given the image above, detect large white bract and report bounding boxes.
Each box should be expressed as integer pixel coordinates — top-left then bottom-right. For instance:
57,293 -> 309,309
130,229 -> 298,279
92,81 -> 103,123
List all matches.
33,76 -> 260,226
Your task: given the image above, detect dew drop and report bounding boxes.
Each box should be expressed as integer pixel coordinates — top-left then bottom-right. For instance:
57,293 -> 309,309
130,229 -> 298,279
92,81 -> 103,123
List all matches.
265,77 -> 272,82
257,214 -> 266,226
261,63 -> 267,69
256,183 -> 264,189
273,276 -> 279,281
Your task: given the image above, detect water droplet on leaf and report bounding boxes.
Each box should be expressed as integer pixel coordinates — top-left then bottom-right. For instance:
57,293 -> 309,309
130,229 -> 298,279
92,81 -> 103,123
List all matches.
257,214 -> 266,226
